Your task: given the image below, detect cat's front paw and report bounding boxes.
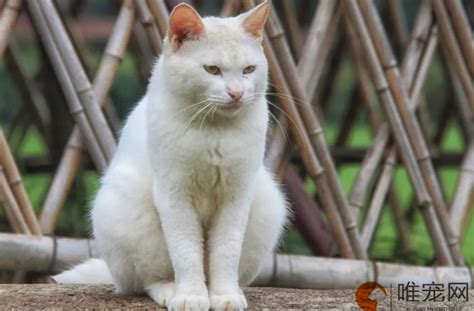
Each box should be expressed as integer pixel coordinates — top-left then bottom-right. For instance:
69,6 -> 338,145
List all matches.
167,294 -> 210,311
210,292 -> 248,311
146,281 -> 175,307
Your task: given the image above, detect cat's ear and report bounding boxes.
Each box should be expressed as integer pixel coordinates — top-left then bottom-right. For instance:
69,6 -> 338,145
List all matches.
241,0 -> 270,39
168,3 -> 205,51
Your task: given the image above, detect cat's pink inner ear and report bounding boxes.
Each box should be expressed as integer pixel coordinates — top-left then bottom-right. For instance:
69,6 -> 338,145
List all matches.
168,3 -> 204,51
242,1 -> 270,38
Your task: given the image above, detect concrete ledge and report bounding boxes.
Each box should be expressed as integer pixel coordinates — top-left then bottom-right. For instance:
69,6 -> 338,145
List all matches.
0,285 -> 473,309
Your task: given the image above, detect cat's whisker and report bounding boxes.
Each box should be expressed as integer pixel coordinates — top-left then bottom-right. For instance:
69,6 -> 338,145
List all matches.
238,94 -> 311,150
268,111 -> 291,146
174,99 -> 216,117
252,91 -> 315,109
265,101 -> 310,152
183,102 -> 213,132
198,104 -> 215,133
211,105 -> 219,121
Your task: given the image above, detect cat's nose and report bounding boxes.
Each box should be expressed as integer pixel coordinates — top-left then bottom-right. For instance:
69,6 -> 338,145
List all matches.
228,90 -> 243,102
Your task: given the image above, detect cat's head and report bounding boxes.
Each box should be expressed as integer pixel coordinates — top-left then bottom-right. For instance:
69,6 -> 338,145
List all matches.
159,1 -> 270,117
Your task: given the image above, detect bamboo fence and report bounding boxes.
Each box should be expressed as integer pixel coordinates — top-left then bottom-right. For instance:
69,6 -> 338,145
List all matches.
0,233 -> 472,288
0,0 -> 472,286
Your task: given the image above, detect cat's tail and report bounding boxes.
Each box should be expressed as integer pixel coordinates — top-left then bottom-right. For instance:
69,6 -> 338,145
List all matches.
52,258 -> 113,284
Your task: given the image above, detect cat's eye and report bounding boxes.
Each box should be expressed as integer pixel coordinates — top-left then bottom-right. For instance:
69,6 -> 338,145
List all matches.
243,65 -> 256,74
203,65 -> 221,75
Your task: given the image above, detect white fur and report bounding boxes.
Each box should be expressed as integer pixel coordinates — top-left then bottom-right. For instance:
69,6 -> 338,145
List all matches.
53,259 -> 113,284
55,5 -> 288,311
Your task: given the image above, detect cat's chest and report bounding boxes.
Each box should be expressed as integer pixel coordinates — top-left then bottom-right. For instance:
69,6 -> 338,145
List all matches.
186,143 -> 243,190
153,122 -> 264,192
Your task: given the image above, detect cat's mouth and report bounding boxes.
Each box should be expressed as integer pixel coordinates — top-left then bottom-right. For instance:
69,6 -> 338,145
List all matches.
218,101 -> 243,111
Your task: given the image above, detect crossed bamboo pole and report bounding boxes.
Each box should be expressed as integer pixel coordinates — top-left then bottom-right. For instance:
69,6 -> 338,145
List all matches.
345,0 -> 436,252
38,0 -> 135,234
244,0 -> 367,260
0,0 -> 22,57
343,0 -> 467,266
264,0 -> 351,256
27,0 -> 117,171
0,130 -> 41,235
450,139 -> 474,238
253,0 -> 356,258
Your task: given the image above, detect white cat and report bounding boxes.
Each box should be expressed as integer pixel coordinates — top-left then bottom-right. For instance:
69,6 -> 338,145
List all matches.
54,2 -> 288,311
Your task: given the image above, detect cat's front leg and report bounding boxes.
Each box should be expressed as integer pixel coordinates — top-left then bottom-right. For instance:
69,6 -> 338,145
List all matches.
208,197 -> 251,311
153,183 -> 210,311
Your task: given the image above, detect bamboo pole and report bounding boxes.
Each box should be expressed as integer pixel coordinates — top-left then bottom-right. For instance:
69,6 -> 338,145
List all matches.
27,0 -> 108,171
249,10 -> 356,257
129,23 -> 155,84
356,0 -> 464,266
443,0 -> 473,77
334,91 -> 360,148
0,169 -> 29,234
297,0 -> 341,99
0,234 -> 472,288
6,107 -> 28,153
348,1 -> 431,253
39,0 -> 136,234
220,0 -> 241,17
431,0 -> 473,110
0,0 -> 22,57
269,1 -> 344,172
409,26 -> 439,108
345,0 -> 431,254
283,165 -> 335,256
385,0 -> 408,55
0,130 -> 41,235
238,0 -> 357,259
387,0 -> 438,241
248,0 -> 367,260
400,1 -> 433,94
344,20 -> 379,129
146,0 -> 169,38
388,189 -> 413,254
450,139 -> 474,236
360,149 -> 396,250
0,234 -> 95,273
440,45 -> 474,143
346,29 -> 413,249
255,254 -> 474,289
59,5 -> 121,136
262,38 -> 355,259
280,0 -> 303,58
385,0 -> 433,145
312,32 -> 344,118
135,0 -> 163,55
39,131 -> 84,234
35,0 -> 117,160
348,125 -> 389,219
433,105 -> 451,151
344,0 -> 455,266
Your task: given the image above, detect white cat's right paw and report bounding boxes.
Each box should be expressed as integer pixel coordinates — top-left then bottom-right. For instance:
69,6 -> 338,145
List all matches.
167,294 -> 210,311
210,293 -> 247,311
146,281 -> 175,307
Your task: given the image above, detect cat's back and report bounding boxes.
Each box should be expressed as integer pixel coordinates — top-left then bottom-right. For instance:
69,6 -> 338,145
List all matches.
103,97 -> 152,185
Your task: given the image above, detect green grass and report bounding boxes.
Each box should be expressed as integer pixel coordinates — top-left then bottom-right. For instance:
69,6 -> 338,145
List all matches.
7,122 -> 474,267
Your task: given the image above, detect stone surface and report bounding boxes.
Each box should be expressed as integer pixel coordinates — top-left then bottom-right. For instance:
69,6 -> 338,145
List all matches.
0,285 -> 472,310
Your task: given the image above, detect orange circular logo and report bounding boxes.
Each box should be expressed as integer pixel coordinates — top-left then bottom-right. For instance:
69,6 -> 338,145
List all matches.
355,282 -> 387,311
